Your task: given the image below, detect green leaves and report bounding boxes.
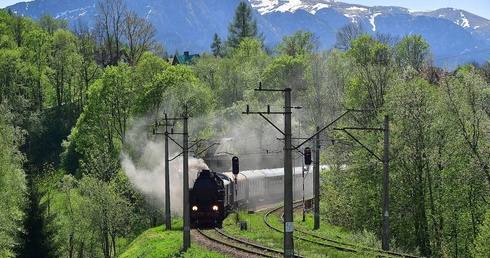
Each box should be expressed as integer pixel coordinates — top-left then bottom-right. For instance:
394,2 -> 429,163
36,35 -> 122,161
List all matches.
227,1 -> 262,49
0,105 -> 27,258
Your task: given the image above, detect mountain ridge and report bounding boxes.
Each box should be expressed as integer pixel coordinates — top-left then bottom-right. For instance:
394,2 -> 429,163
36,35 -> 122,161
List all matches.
4,0 -> 490,67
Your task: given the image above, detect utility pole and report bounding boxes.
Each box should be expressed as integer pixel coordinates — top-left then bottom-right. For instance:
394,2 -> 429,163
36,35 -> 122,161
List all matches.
164,114 -> 171,230
314,126 -> 320,230
382,115 -> 390,251
243,83 -> 296,258
283,88 -> 294,257
333,113 -> 390,251
153,106 -> 191,251
183,106 -> 190,251
153,114 -> 173,230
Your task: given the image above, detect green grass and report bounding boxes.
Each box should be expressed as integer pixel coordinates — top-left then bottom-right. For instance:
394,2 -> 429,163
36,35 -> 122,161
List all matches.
121,210 -> 415,257
120,220 -> 225,258
222,211 -> 391,257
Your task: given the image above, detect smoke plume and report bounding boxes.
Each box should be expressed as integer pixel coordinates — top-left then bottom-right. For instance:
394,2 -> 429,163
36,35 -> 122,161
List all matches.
121,117 -> 208,216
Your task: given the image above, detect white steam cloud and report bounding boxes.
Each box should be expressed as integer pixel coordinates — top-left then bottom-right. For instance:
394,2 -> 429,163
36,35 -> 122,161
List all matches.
121,117 -> 209,216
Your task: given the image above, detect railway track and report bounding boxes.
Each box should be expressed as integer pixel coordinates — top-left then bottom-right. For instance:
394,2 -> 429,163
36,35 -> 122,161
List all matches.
195,227 -> 304,258
263,204 -> 420,258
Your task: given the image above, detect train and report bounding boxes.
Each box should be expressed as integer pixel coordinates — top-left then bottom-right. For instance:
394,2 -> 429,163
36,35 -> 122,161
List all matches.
189,166 -> 314,227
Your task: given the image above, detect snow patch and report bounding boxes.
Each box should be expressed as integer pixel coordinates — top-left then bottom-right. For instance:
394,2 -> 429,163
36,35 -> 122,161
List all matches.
343,13 -> 357,23
251,0 -> 332,15
458,12 -> 470,28
275,0 -> 307,13
311,3 -> 330,14
346,6 -> 368,12
370,13 -> 382,31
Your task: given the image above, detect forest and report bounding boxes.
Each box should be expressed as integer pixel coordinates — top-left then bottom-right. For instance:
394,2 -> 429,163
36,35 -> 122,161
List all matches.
2,0 -> 490,257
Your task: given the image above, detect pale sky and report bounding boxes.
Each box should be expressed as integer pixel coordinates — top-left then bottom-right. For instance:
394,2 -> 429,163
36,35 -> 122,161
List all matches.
1,0 -> 489,19
346,0 -> 490,19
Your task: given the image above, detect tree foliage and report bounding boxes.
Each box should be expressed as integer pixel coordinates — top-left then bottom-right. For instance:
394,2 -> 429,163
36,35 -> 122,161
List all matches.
227,1 -> 263,49
0,104 -> 27,258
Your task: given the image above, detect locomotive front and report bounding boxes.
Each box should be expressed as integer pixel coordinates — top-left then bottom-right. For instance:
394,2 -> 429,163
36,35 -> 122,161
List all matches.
189,169 -> 230,227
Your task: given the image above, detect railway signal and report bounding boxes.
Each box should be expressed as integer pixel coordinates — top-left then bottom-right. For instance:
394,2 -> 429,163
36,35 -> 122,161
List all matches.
304,147 -> 312,165
232,156 -> 239,174
232,156 -> 240,222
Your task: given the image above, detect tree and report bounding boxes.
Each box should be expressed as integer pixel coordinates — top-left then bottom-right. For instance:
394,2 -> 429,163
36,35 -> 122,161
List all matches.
334,22 -> 366,51
46,29 -> 79,108
345,35 -> 394,116
394,35 -> 430,75
122,10 -> 158,66
262,54 -> 308,93
303,51 -> 345,129
0,104 -> 27,258
211,33 -> 223,57
132,52 -> 171,117
159,64 -> 214,117
276,30 -> 319,57
39,13 -> 67,35
78,175 -> 132,258
95,0 -> 127,66
227,1 -> 263,49
473,209 -> 490,257
437,67 -> 490,257
72,18 -> 101,112
16,179 -> 60,258
65,63 -> 134,178
384,76 -> 438,256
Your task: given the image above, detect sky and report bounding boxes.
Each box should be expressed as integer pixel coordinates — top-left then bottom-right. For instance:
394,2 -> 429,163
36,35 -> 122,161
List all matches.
346,0 -> 490,19
1,0 -> 489,19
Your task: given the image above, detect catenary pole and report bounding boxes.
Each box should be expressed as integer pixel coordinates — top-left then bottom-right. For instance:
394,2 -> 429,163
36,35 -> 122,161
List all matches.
314,126 -> 320,230
165,113 -> 171,230
382,115 -> 390,250
284,88 -> 294,257
183,107 -> 190,251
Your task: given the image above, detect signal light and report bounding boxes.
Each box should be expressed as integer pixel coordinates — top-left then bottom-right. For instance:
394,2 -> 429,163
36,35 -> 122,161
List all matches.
232,156 -> 239,175
192,206 -> 198,211
212,205 -> 219,211
304,147 -> 312,165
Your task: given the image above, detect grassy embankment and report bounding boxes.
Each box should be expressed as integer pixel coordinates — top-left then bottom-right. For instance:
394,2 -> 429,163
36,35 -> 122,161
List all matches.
120,219 -> 224,258
120,209 -> 412,258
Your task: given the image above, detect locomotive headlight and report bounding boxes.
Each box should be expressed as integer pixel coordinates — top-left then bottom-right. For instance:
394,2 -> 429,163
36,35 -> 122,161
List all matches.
212,205 -> 219,211
192,206 -> 198,211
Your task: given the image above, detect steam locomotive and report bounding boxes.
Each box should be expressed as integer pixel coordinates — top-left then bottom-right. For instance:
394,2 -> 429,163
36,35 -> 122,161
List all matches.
189,167 -> 314,227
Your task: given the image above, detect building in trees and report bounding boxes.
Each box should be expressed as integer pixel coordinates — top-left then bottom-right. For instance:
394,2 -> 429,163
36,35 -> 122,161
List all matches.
168,51 -> 200,65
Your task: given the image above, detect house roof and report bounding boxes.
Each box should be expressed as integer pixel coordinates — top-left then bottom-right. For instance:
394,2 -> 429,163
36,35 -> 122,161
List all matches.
173,51 -> 200,65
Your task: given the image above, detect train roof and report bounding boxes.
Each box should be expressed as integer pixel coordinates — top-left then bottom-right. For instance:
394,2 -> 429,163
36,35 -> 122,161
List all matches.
220,166 -> 311,178
221,172 -> 246,181
239,169 -> 267,179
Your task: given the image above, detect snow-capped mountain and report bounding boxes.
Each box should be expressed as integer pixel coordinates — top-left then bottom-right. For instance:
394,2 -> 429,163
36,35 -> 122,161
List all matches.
4,0 -> 490,67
